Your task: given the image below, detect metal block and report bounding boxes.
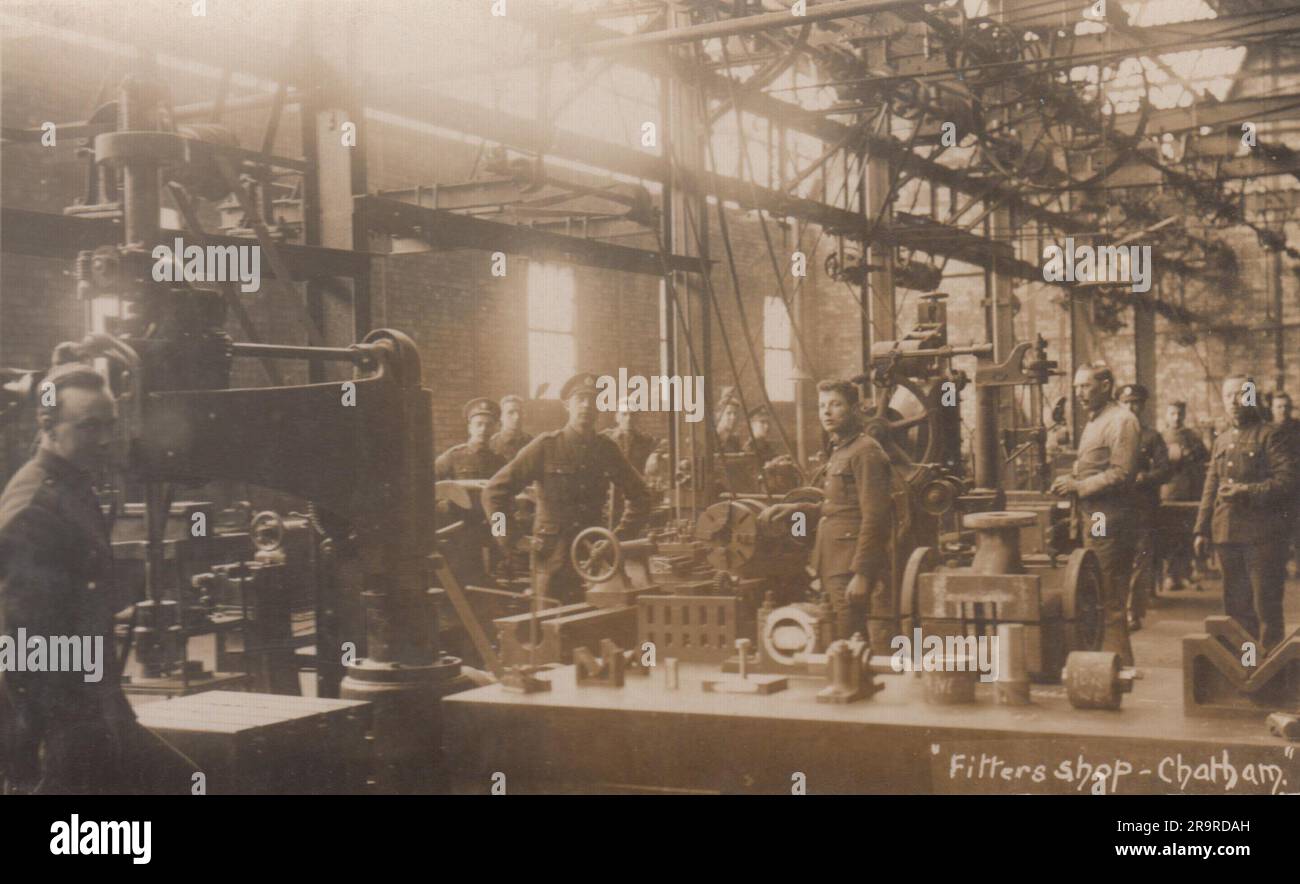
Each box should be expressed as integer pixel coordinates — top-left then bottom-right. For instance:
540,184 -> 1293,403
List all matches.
638,594 -> 753,663
495,604 -> 638,667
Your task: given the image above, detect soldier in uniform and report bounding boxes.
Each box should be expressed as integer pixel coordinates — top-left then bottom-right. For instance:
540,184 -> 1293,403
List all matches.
601,398 -> 657,476
1195,376 -> 1298,652
761,380 -> 892,644
489,394 -> 533,463
1160,400 -> 1209,591
436,397 -> 506,481
0,364 -> 191,793
1118,384 -> 1171,631
601,398 -> 658,528
1051,363 -> 1140,666
484,372 -> 652,605
714,388 -> 744,454
744,405 -> 780,468
1271,391 -> 1300,577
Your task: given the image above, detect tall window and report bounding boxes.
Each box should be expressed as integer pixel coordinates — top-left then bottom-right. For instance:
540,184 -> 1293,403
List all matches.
527,262 -> 576,398
764,295 -> 795,402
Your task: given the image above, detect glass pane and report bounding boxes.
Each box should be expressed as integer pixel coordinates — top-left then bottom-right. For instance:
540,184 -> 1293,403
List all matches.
529,331 -> 575,399
764,295 -> 791,348
527,263 -> 575,333
765,348 -> 795,403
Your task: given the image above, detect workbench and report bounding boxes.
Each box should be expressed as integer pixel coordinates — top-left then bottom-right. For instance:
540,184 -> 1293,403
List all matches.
442,663 -> 1300,795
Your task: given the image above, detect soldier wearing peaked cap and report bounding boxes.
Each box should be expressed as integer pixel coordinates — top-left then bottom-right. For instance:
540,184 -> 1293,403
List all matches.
435,397 -> 505,481
484,372 -> 652,604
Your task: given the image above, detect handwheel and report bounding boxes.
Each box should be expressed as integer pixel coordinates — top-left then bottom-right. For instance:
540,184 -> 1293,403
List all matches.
570,526 -> 622,583
862,375 -> 937,465
1063,547 -> 1105,652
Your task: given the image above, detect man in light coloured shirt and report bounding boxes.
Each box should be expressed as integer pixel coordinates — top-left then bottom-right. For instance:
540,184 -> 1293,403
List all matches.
1050,363 -> 1141,665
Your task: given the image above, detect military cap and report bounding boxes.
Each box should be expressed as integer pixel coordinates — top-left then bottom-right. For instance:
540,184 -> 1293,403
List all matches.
464,397 -> 500,421
717,386 -> 742,410
1118,383 -> 1149,402
559,371 -> 600,401
748,405 -> 770,420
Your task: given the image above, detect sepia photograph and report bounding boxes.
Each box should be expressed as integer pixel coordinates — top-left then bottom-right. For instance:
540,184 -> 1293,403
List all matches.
1,0 -> 1298,861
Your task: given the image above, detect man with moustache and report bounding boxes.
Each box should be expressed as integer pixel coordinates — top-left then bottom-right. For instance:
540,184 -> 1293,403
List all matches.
1051,363 -> 1140,666
1195,377 -> 1298,652
436,397 -> 506,481
761,380 -> 892,644
484,373 -> 652,604
0,364 -> 192,793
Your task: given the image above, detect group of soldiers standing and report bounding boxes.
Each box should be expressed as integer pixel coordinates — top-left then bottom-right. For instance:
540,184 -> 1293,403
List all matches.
1053,364 -> 1299,666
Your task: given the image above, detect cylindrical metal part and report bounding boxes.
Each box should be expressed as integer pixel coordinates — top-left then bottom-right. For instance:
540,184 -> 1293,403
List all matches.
828,640 -> 855,692
965,511 -> 1035,575
973,383 -> 1000,490
995,623 -> 1031,705
1063,651 -> 1128,710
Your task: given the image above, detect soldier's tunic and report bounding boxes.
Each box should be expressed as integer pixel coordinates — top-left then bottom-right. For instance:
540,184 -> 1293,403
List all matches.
745,436 -> 779,468
1071,400 -> 1140,665
1195,419 -> 1298,650
600,426 -> 658,527
808,428 -> 893,645
489,429 -> 533,464
600,427 -> 657,476
1275,417 -> 1300,562
484,427 -> 651,603
435,441 -> 506,481
1129,426 -> 1172,621
0,450 -> 189,794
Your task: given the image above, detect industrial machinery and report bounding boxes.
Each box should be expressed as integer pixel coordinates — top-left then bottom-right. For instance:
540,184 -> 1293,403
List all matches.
692,494 -> 815,597
189,510 -> 313,696
43,74 -> 470,790
899,510 -> 1104,683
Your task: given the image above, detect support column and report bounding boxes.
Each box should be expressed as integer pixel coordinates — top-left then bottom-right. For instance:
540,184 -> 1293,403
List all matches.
1134,287 -> 1157,425
865,152 -> 896,366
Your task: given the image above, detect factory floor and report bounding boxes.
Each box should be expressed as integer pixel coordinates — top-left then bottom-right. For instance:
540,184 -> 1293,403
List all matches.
1130,562 -> 1300,669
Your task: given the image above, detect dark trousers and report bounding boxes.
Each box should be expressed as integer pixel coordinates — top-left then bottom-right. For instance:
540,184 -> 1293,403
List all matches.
822,572 -> 894,649
533,532 -> 583,605
1129,521 -> 1157,620
1163,531 -> 1194,584
5,717 -> 196,795
1084,526 -> 1136,666
1216,543 -> 1287,652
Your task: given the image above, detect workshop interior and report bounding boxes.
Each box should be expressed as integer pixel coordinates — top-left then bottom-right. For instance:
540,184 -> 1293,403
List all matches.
2,0 -> 1300,797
